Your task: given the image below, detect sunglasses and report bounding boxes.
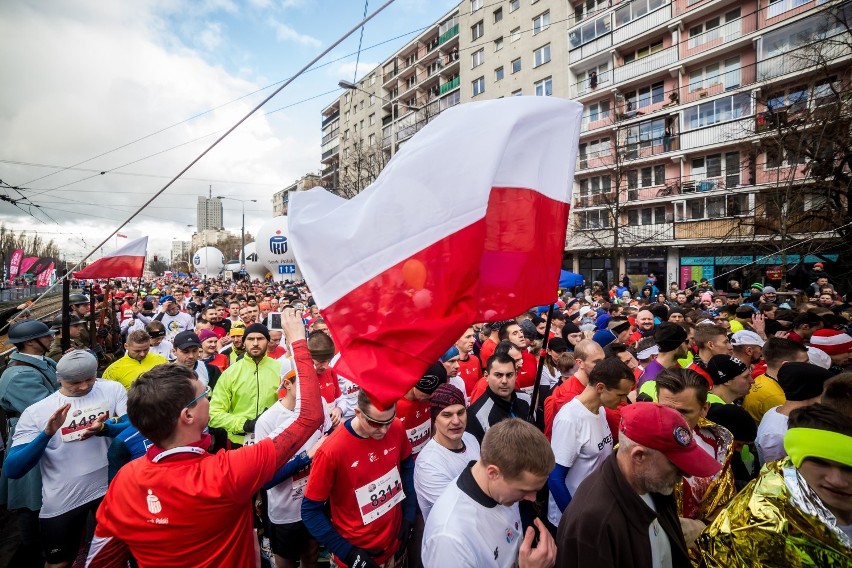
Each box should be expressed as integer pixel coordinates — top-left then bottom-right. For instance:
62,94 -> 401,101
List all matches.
361,410 -> 396,428
184,385 -> 211,409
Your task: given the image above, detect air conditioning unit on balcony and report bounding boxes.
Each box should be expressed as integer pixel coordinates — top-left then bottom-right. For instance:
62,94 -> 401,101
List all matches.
682,181 -> 697,193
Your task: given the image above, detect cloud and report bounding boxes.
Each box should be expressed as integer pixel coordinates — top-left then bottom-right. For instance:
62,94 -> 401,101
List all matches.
269,18 -> 321,47
198,21 -> 224,51
333,61 -> 381,82
0,1 -> 319,259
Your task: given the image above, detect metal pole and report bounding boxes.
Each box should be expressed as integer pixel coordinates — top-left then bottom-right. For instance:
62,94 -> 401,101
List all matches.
241,201 -> 246,266
527,303 -> 555,424
89,289 -> 97,349
61,270 -> 70,352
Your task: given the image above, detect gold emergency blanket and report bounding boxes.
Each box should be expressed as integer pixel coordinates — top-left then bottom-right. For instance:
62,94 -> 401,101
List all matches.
675,417 -> 736,521
697,458 -> 852,567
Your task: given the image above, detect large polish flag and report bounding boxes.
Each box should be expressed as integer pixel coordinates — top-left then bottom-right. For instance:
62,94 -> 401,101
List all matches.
290,97 -> 581,408
74,236 -> 148,279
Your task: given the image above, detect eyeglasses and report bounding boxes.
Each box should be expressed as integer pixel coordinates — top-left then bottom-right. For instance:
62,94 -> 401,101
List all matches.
361,410 -> 396,428
184,385 -> 211,409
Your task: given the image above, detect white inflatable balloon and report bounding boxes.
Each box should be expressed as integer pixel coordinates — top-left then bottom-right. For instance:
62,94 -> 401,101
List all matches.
192,247 -> 225,278
254,217 -> 302,282
242,242 -> 267,280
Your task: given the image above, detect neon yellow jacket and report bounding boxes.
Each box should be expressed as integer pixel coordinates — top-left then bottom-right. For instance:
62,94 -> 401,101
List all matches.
208,354 -> 281,444
102,352 -> 168,390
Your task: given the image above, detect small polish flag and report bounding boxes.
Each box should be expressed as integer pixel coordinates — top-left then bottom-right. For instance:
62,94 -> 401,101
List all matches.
290,97 -> 581,408
74,236 -> 148,279
117,233 -> 128,238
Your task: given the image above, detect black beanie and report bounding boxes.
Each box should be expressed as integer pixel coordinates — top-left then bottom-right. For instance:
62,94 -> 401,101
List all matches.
777,362 -> 834,401
244,323 -> 270,341
653,323 -> 687,353
707,355 -> 748,385
562,321 -> 581,338
415,362 -> 447,395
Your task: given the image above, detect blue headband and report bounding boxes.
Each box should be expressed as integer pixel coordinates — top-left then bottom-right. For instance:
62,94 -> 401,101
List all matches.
440,345 -> 460,362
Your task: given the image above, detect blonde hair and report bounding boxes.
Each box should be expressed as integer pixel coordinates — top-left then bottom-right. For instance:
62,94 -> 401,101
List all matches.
480,419 -> 555,480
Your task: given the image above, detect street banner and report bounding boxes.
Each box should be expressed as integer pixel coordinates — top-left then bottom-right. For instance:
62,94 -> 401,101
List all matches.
74,236 -> 148,279
9,248 -> 23,277
290,97 -> 582,408
36,263 -> 54,286
19,256 -> 38,275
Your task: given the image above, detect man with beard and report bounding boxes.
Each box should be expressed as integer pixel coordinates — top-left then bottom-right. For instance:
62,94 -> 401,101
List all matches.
556,403 -> 722,568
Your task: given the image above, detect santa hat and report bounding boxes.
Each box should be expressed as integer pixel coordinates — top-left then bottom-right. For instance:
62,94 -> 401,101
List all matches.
809,329 -> 852,356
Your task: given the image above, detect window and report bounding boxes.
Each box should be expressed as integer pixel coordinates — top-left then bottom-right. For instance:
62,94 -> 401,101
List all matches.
370,94 -> 376,106
534,44 -> 551,67
369,113 -> 375,126
688,9 -> 741,48
623,40 -> 663,64
684,93 -> 752,130
615,0 -> 666,27
370,75 -> 376,85
689,57 -> 740,92
578,175 -> 612,196
578,210 -> 611,229
587,100 -> 611,122
473,76 -> 485,96
579,138 -> 611,164
512,58 -> 522,73
533,11 -> 551,34
624,118 -> 666,158
368,133 -> 376,146
688,152 -> 740,189
627,206 -> 667,225
581,62 -> 609,90
494,7 -> 503,22
677,194 -> 749,220
471,21 -> 484,40
495,66 -> 505,81
494,37 -> 504,51
535,77 -> 553,96
624,81 -> 665,110
512,89 -> 523,96
570,15 -> 611,48
511,27 -> 521,42
344,129 -> 350,140
510,0 -> 520,12
627,165 -> 666,189
470,0 -> 483,12
762,12 -> 847,59
575,0 -> 608,23
471,48 -> 484,68
765,143 -> 806,169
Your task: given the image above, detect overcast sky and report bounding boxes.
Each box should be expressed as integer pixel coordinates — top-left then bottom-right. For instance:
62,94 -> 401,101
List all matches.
0,0 -> 457,263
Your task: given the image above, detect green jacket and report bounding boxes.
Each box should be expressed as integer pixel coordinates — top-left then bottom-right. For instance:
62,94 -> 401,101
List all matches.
0,352 -> 59,510
208,354 -> 281,445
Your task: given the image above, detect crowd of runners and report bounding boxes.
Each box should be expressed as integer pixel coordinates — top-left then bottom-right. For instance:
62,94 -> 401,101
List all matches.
0,268 -> 850,568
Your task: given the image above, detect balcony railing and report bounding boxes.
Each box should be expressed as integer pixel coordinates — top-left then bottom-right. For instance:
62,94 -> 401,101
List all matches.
438,23 -> 459,45
679,118 -> 749,151
613,4 -> 672,45
321,164 -> 337,176
574,70 -> 612,97
622,222 -> 674,243
757,39 -> 851,81
320,128 -> 339,146
569,34 -> 612,64
614,46 -> 677,83
767,0 -> 811,19
321,146 -> 339,160
383,69 -> 398,84
623,135 -> 680,161
440,76 -> 460,94
679,172 -> 741,193
683,15 -> 756,57
321,110 -> 339,128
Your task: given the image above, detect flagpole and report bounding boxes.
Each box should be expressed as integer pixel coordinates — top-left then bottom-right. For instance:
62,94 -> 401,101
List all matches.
527,303 -> 554,424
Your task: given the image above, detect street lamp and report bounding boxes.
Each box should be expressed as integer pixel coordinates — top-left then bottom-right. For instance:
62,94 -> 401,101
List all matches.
338,80 -> 420,157
216,196 -> 257,266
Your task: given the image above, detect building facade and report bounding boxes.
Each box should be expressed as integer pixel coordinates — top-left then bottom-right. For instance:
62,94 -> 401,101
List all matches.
272,174 -> 322,217
319,0 -> 850,288
196,196 -> 224,232
170,240 -> 191,263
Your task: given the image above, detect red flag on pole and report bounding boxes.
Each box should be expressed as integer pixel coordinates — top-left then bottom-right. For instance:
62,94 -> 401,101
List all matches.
74,237 -> 148,279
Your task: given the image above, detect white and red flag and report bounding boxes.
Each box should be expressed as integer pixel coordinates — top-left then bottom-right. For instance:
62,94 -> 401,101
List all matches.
290,97 -> 581,408
74,236 -> 148,279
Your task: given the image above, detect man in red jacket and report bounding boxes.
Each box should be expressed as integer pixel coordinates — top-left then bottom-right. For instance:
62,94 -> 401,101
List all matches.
86,308 -> 323,568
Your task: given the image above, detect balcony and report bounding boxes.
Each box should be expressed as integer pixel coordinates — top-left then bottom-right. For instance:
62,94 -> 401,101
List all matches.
321,145 -> 339,161
767,0 -> 813,19
383,68 -> 398,86
321,110 -> 340,128
574,192 -> 614,208
673,217 -> 754,239
574,70 -> 613,97
438,18 -> 459,45
680,172 -> 740,193
682,14 -> 756,57
682,65 -> 756,104
614,46 -> 677,83
440,76 -> 460,94
613,4 -> 672,45
623,136 -> 680,161
678,118 -> 749,151
757,39 -> 851,81
570,35 -> 613,64
320,164 -> 338,178
320,128 -> 339,146
625,183 -> 680,201
622,222 -> 674,243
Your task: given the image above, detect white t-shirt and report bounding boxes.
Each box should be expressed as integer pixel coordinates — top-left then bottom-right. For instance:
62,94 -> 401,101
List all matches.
157,312 -> 194,341
756,406 -> 789,464
547,397 -> 613,525
255,399 -> 331,525
414,433 -> 481,521
639,493 -> 673,568
149,339 -> 173,360
422,467 -> 522,568
193,361 -> 209,387
12,380 -> 128,518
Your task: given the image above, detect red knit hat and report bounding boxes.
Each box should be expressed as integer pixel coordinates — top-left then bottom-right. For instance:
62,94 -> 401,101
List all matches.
810,329 -> 852,356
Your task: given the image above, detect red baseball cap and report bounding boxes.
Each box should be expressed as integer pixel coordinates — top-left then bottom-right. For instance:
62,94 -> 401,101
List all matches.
619,403 -> 722,478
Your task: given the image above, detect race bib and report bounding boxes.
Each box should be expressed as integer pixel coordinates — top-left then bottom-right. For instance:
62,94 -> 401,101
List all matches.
407,420 -> 431,454
60,402 -> 110,442
243,433 -> 256,445
355,466 -> 405,525
292,466 -> 310,501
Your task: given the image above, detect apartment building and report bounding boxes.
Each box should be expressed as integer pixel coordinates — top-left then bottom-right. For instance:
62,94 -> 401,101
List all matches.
319,0 -> 850,287
272,174 -> 322,217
